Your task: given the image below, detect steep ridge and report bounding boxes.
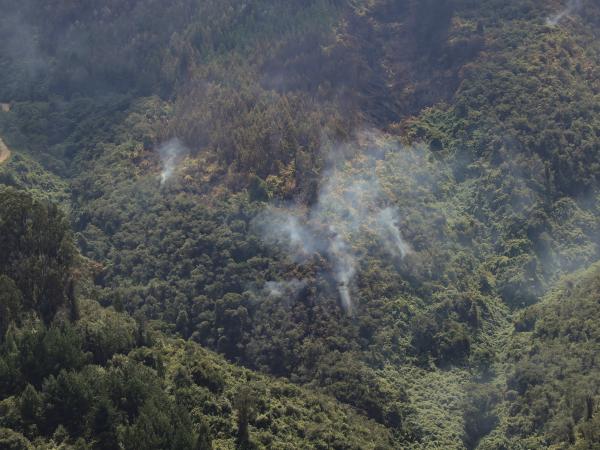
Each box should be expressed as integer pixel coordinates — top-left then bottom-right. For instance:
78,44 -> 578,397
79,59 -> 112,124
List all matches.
0,186 -> 398,449
478,262 -> 600,448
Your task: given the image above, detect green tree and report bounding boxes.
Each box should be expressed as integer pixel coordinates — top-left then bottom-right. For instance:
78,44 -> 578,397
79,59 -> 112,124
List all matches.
90,398 -> 119,450
0,428 -> 33,450
0,187 -> 75,324
195,420 -> 212,450
0,276 -> 22,341
235,385 -> 256,450
19,384 -> 42,427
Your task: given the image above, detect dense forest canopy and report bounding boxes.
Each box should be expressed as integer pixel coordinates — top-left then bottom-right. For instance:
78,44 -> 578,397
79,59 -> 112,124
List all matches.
1,0 -> 600,448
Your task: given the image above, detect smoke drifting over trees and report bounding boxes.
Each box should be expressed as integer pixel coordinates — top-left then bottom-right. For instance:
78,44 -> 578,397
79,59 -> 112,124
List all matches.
546,0 -> 583,25
255,135 -> 410,313
158,138 -> 189,185
3,0 -> 600,448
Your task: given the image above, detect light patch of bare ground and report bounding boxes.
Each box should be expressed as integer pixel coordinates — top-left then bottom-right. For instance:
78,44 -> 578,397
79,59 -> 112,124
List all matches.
0,137 -> 11,165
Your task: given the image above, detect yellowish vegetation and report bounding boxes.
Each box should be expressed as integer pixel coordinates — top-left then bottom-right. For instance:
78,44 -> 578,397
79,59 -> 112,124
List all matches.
0,137 -> 11,165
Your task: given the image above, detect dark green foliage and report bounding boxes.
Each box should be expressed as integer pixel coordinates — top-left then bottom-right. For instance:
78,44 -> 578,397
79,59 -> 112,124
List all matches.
414,0 -> 455,51
89,398 -> 119,450
119,399 -> 195,450
195,420 -> 212,450
491,263 -> 600,448
2,0 -> 600,448
410,293 -> 483,366
76,301 -> 137,364
235,386 -> 256,450
0,187 -> 75,324
42,370 -> 93,436
0,187 -> 396,448
0,322 -> 87,397
461,383 -> 500,449
0,428 -> 32,450
18,384 -> 41,428
248,175 -> 269,202
0,276 -> 22,341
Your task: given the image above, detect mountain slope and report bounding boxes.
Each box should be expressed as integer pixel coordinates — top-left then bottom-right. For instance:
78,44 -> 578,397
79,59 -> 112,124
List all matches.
480,262 -> 600,449
0,187 -> 398,449
1,0 -> 600,448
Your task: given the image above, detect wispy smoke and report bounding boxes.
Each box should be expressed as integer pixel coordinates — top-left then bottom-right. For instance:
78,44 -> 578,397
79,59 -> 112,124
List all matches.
158,138 -> 188,185
0,10 -> 47,87
264,279 -> 307,299
259,210 -> 320,262
255,135 -> 411,313
376,207 -> 411,259
328,229 -> 356,312
546,0 -> 582,26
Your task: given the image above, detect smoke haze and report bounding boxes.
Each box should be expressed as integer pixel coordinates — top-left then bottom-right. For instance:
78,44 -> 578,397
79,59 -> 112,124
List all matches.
264,279 -> 308,301
158,138 -> 189,185
376,207 -> 411,259
546,0 -> 582,25
255,134 -> 411,313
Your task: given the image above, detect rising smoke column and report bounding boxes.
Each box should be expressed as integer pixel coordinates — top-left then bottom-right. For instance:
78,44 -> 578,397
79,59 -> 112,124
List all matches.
158,138 -> 189,185
254,141 -> 411,313
546,0 -> 582,25
376,207 -> 411,259
327,228 -> 357,313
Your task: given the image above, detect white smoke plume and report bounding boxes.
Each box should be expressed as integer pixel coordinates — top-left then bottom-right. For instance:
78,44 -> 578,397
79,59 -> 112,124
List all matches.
376,207 -> 411,259
254,136 -> 411,314
258,209 -> 322,262
264,279 -> 307,299
328,229 -> 357,313
546,0 -> 582,26
158,138 -> 188,185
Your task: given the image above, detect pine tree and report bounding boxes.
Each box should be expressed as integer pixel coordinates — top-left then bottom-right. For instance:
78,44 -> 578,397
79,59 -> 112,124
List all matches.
195,420 -> 212,450
235,386 -> 256,450
19,384 -> 42,426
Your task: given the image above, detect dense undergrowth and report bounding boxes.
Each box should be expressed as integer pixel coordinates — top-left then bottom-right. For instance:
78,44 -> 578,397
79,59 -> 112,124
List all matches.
1,0 -> 600,448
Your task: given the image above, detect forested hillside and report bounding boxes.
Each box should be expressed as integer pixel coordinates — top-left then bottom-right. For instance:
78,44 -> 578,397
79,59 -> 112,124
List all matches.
1,0 -> 600,448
